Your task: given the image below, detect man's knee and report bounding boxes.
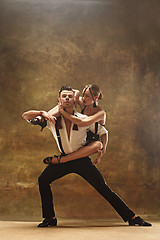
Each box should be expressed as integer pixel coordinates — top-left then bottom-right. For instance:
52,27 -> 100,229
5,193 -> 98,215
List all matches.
38,171 -> 56,187
38,174 -> 50,186
38,175 -> 44,186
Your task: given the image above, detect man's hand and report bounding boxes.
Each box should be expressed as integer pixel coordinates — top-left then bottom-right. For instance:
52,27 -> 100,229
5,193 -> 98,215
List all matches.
41,111 -> 57,123
50,115 -> 57,124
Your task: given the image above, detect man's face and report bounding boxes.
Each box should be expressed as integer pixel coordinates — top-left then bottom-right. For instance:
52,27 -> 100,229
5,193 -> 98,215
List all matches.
59,90 -> 74,108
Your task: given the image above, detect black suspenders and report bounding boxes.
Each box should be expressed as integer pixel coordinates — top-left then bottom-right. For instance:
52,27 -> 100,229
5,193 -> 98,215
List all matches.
55,119 -> 66,155
82,107 -> 99,136
95,122 -> 98,134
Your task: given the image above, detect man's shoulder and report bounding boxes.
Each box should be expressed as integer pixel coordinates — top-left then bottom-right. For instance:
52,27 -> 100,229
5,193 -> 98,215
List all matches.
74,111 -> 87,119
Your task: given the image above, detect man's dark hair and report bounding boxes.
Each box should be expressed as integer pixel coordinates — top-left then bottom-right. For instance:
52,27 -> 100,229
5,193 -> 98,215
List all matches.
59,85 -> 74,96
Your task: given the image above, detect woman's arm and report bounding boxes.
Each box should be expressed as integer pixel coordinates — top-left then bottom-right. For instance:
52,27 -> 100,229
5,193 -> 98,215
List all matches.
92,132 -> 108,165
60,108 -> 106,127
72,89 -> 84,109
48,105 -> 60,118
101,132 -> 108,154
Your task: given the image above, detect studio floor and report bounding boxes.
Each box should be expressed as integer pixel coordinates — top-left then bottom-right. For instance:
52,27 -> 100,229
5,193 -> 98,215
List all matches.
0,219 -> 159,240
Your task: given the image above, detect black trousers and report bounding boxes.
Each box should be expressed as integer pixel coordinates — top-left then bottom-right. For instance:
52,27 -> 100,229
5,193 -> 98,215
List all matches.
38,157 -> 135,222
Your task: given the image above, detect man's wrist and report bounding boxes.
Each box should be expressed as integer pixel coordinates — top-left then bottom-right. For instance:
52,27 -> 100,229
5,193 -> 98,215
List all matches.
40,111 -> 43,116
40,110 -> 46,116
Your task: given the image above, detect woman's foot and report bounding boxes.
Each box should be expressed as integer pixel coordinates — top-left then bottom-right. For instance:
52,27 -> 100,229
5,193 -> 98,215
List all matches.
43,155 -> 62,164
43,157 -> 53,164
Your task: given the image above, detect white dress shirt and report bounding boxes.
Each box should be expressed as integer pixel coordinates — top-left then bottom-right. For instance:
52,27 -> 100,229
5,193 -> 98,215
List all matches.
47,112 -> 108,154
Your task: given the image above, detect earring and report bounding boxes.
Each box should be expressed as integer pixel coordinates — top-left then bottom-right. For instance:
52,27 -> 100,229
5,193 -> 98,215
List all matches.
93,101 -> 97,108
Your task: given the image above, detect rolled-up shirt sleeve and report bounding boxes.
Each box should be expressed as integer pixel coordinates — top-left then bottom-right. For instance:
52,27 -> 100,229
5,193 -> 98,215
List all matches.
97,125 -> 108,136
88,123 -> 108,136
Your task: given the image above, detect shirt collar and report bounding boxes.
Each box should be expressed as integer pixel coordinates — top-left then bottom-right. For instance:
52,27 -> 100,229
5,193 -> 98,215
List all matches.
56,116 -> 78,131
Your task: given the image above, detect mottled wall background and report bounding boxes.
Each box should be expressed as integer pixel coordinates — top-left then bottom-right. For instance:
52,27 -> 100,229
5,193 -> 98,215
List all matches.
0,0 -> 160,221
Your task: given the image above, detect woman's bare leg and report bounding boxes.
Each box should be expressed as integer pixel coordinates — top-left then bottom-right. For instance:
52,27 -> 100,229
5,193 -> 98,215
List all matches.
51,141 -> 103,164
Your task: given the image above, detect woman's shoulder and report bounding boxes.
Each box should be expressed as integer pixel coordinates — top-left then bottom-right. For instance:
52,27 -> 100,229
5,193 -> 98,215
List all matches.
95,106 -> 106,114
94,107 -> 106,125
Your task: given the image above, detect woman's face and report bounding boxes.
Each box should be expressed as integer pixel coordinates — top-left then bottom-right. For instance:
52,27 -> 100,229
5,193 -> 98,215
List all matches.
82,88 -> 94,106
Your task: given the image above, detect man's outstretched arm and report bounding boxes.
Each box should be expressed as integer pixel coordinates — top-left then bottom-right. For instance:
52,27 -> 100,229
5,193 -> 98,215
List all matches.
22,110 -> 56,122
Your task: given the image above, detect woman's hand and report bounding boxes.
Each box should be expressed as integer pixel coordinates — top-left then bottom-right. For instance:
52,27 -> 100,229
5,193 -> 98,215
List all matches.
58,100 -> 64,114
92,147 -> 106,165
74,91 -> 80,108
92,150 -> 102,165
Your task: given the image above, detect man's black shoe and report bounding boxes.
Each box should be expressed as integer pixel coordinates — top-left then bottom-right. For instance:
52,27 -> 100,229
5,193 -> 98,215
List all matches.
37,218 -> 57,227
128,216 -> 152,226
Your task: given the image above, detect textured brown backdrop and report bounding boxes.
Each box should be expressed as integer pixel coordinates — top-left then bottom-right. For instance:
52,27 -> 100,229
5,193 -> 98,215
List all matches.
0,0 -> 160,221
